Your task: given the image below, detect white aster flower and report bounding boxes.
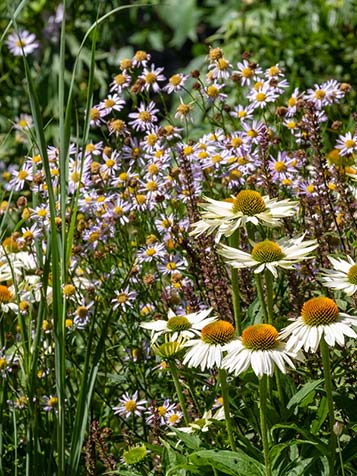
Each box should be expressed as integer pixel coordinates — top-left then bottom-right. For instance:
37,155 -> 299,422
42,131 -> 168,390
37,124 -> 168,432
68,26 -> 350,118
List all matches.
6,30 -> 39,56
280,296 -> 357,353
183,320 -> 236,371
223,324 -> 301,378
218,235 -> 318,278
113,391 -> 147,418
321,256 -> 357,296
140,308 -> 216,344
190,190 -> 298,242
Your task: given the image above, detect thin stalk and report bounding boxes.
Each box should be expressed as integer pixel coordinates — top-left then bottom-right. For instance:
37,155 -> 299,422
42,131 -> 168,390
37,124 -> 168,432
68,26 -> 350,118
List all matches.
336,434 -> 345,476
264,270 -> 274,325
168,361 -> 190,426
255,274 -> 268,323
228,231 -> 242,333
218,368 -> 237,451
320,339 -> 336,475
258,375 -> 272,476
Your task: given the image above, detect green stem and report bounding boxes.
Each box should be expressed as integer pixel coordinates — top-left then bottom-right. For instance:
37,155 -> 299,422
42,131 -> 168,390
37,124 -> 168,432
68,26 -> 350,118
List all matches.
255,274 -> 269,323
264,270 -> 274,325
320,339 -> 336,475
337,434 -> 345,476
259,376 -> 272,476
168,361 -> 190,426
218,368 -> 237,451
229,231 -> 242,334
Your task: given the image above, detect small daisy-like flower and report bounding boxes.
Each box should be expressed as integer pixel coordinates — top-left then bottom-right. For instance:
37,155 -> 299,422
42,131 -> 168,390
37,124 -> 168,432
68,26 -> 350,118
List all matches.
321,256 -> 357,296
110,71 -> 131,93
235,60 -> 262,86
43,395 -> 59,412
222,324 -> 300,378
6,30 -> 39,56
183,320 -> 236,371
141,308 -> 216,343
190,190 -> 298,241
175,98 -> 194,122
139,65 -> 166,92
247,83 -> 278,109
166,409 -> 183,426
128,101 -> 159,131
218,235 -> 318,278
164,73 -> 189,94
335,132 -> 357,157
280,297 -> 357,353
146,399 -> 176,426
113,391 -> 147,418
111,286 -> 137,311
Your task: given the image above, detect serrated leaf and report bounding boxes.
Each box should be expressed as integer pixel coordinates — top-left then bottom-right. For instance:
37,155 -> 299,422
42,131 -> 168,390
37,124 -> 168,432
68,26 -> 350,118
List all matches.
190,449 -> 265,476
287,379 -> 324,409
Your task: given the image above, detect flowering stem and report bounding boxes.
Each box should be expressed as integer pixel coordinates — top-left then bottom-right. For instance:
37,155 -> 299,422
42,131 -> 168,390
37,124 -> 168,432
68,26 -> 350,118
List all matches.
229,232 -> 242,334
320,339 -> 336,475
264,270 -> 274,325
168,361 -> 190,426
258,375 -> 272,476
255,274 -> 269,323
218,368 -> 237,451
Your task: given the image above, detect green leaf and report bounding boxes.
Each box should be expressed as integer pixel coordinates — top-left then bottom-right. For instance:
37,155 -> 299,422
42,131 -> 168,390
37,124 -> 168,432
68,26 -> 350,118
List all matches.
271,423 -> 329,456
190,450 -> 265,476
311,396 -> 328,434
286,379 -> 324,409
169,428 -> 203,451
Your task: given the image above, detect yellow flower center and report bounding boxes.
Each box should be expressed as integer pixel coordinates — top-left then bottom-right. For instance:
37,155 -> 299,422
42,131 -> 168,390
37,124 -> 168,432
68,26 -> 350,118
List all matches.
274,161 -> 287,173
116,293 -> 129,303
115,73 -> 126,85
76,306 -> 89,318
251,240 -> 285,263
16,39 -> 25,47
288,97 -> 296,107
48,397 -> 58,407
169,74 -> 182,86
135,194 -> 146,205
105,159 -> 115,168
0,358 -> 7,370
247,129 -> 258,138
120,58 -> 132,70
168,413 -> 180,424
134,50 -> 148,62
167,315 -> 191,331
217,58 -> 229,70
306,184 -> 315,193
63,284 -> 76,296
158,405 -> 167,416
241,67 -> 253,78
232,190 -> 266,215
177,103 -> 191,116
18,170 -> 29,180
125,400 -> 137,412
314,89 -> 326,100
145,72 -> 157,84
0,285 -> 12,303
344,139 -> 355,149
268,65 -> 280,76
209,47 -> 223,61
207,85 -> 219,97
90,108 -> 100,120
104,98 -> 115,108
138,111 -> 152,122
231,137 -> 243,147
201,320 -> 235,345
256,92 -> 266,102
111,119 -> 125,132
301,297 -> 339,326
347,264 -> 357,285
241,324 -> 279,350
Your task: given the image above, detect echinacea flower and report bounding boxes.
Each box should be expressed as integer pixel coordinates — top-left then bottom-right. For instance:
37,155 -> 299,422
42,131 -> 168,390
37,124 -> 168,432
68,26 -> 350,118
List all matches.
218,235 -> 318,277
222,324 -> 300,378
190,190 -> 298,241
280,296 -> 357,353
183,320 -> 236,371
321,256 -> 357,296
113,391 -> 147,418
140,308 -> 216,344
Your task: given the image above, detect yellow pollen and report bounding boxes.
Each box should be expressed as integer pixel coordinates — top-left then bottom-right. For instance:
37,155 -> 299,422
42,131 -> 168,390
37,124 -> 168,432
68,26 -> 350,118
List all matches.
256,92 -> 266,102
288,97 -> 296,107
274,161 -> 287,173
76,306 -> 89,318
217,58 -> 229,70
115,73 -> 126,85
105,159 -> 115,168
48,397 -> 58,407
183,146 -> 193,156
119,172 -> 129,181
145,72 -> 157,84
209,47 -> 223,61
125,400 -> 137,412
207,85 -> 219,97
147,164 -> 159,175
232,190 -> 266,215
201,320 -> 235,345
116,293 -> 129,303
242,324 -> 279,350
247,129 -> 258,138
314,89 -> 326,100
166,262 -> 177,270
344,139 -> 355,149
211,154 -> 223,164
241,67 -> 253,78
145,248 -> 156,257
176,103 -> 191,115
268,65 -> 280,76
286,121 -> 296,129
168,413 -> 180,424
158,405 -> 167,416
146,134 -> 158,146
104,98 -> 115,108
146,180 -> 158,191
111,119 -> 125,132
306,184 -> 315,193
135,194 -> 146,205
138,111 -> 152,122
254,81 -> 263,90
134,50 -> 148,62
63,284 -> 76,296
301,297 -> 339,326
169,74 -> 182,86
231,137 -> 243,147
16,39 -> 25,47
120,58 -> 132,70
90,108 -> 100,120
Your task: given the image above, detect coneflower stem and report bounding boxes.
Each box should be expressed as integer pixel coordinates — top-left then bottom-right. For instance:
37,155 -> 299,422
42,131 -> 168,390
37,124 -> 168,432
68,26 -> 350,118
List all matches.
168,361 -> 190,426
229,231 -> 242,334
320,339 -> 336,475
259,375 -> 272,476
218,368 -> 237,451
264,270 -> 274,325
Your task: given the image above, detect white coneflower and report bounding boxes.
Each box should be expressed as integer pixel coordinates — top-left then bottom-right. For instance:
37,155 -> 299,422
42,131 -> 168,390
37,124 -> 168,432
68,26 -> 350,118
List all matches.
190,190 -> 298,241
218,235 -> 318,277
321,256 -> 357,296
223,324 -> 301,378
280,297 -> 357,353
183,320 -> 236,371
140,308 -> 216,344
